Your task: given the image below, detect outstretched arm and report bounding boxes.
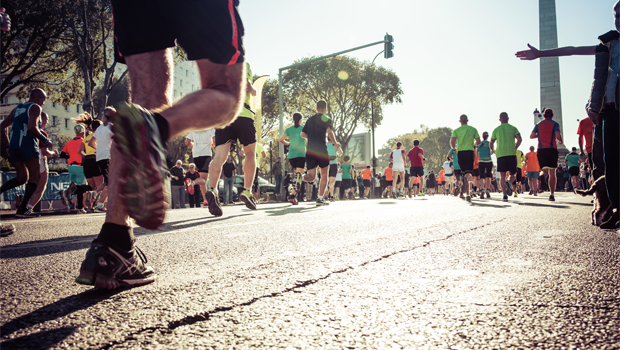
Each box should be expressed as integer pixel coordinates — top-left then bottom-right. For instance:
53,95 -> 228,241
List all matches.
515,44 -> 596,60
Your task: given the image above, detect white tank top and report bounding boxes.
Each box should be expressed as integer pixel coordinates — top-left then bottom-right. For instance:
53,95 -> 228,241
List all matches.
392,149 -> 405,168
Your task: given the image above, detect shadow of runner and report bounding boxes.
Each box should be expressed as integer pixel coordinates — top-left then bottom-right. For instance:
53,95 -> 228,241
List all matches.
1,214 -> 250,259
0,327 -> 76,350
0,289 -> 122,338
264,205 -> 322,216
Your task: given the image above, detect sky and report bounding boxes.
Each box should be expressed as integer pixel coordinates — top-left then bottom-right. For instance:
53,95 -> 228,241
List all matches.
239,0 -> 616,154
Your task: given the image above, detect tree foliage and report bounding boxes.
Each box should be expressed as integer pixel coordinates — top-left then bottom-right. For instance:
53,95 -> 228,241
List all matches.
260,78 -> 280,140
1,0 -> 80,104
383,125 -> 453,172
280,55 -> 402,151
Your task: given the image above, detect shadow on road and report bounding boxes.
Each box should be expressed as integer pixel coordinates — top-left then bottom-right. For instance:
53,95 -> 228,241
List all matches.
470,202 -> 510,208
1,214 -> 250,259
263,205 -> 322,216
0,288 -> 122,338
0,327 -> 76,350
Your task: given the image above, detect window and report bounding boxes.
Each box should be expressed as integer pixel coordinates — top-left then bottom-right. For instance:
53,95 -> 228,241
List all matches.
174,90 -> 177,97
76,104 -> 80,113
52,115 -> 58,126
191,85 -> 194,91
52,102 -> 56,108
180,79 -> 183,87
65,118 -> 69,129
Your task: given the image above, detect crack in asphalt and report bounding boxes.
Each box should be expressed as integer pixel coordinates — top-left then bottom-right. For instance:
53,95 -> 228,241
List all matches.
96,219 -> 505,349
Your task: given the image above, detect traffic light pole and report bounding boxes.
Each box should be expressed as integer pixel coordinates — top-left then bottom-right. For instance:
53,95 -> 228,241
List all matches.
277,35 -> 394,192
370,50 -> 385,179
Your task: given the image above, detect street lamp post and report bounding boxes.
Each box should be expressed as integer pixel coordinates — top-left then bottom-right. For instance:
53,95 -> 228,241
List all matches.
369,50 -> 384,178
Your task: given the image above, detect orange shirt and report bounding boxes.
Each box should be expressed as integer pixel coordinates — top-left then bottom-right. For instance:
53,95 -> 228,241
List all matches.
473,155 -> 479,169
413,176 -> 420,184
439,169 -> 446,182
525,151 -> 540,172
62,136 -> 84,166
385,167 -> 393,181
577,118 -> 594,153
361,168 -> 372,180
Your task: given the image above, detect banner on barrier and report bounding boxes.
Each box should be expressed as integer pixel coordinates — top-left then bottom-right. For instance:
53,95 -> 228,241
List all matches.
1,172 -> 71,201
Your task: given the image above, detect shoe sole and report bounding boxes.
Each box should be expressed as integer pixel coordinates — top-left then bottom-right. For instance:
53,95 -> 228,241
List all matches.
240,193 -> 257,210
15,214 -> 40,218
59,191 -> 68,207
205,191 -> 223,216
113,102 -> 168,230
75,270 -> 157,288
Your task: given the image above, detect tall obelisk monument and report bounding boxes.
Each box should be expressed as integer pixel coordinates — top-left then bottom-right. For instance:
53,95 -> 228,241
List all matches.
539,0 -> 566,149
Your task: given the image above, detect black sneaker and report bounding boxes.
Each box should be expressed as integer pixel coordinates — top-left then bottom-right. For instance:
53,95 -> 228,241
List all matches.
600,211 -> 619,230
112,102 -> 168,230
315,198 -> 324,206
15,208 -> 40,218
505,181 -> 513,196
58,190 -> 69,207
1,224 -> 15,237
205,189 -> 223,216
75,240 -> 156,288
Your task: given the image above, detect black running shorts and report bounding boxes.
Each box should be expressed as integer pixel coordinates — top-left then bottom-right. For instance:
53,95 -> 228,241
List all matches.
335,181 -> 342,188
97,159 -> 110,185
289,157 -> 305,170
537,148 -> 559,170
472,168 -> 480,177
342,179 -> 352,190
516,168 -> 523,181
479,161 -> 493,179
328,163 -> 338,177
454,169 -> 463,178
497,155 -> 517,174
363,179 -> 371,187
457,150 -> 474,175
305,152 -> 329,170
112,0 -> 245,64
83,155 -> 102,178
194,156 -> 212,173
568,166 -> 579,177
410,166 -> 424,177
215,117 -> 256,147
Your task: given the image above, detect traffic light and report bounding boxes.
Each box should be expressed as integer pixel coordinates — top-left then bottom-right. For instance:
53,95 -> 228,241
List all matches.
384,33 -> 394,59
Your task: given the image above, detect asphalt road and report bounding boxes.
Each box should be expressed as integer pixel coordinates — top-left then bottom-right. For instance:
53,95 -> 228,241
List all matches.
1,192 -> 618,349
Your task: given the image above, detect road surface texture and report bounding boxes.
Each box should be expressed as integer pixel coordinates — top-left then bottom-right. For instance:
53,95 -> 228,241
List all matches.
1,192 -> 618,349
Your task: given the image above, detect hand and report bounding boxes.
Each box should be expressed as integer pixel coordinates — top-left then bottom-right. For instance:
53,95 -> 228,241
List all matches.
515,44 -> 540,60
0,8 -> 10,32
174,176 -> 178,180
52,150 -> 59,156
587,110 -> 601,126
580,150 -> 584,157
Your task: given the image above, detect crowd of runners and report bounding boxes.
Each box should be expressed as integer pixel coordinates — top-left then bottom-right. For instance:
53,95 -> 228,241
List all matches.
0,0 -> 617,290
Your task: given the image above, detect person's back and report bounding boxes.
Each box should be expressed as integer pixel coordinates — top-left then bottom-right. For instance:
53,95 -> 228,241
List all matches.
9,102 -> 38,153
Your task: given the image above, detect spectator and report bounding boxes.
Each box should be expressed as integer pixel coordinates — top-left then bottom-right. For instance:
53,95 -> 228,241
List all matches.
168,160 -> 185,209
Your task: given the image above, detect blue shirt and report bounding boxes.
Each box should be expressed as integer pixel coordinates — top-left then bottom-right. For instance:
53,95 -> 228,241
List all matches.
9,102 -> 39,152
477,140 -> 492,162
449,148 -> 460,170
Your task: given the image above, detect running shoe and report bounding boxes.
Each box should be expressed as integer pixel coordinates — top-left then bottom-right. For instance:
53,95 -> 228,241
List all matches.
533,192 -> 537,196
466,195 -> 471,203
94,203 -> 107,213
112,102 -> 168,230
1,223 -> 16,237
514,192 -> 518,198
549,194 -> 555,202
503,194 -> 508,202
315,198 -> 325,206
65,182 -> 78,198
205,189 -> 223,216
459,193 -> 465,200
92,191 -> 102,207
185,178 -> 194,195
76,208 -> 87,214
505,181 -> 513,196
240,189 -> 257,210
529,190 -> 533,195
58,190 -> 69,207
288,195 -> 298,205
15,208 -> 40,218
322,198 -> 330,205
75,239 -> 156,289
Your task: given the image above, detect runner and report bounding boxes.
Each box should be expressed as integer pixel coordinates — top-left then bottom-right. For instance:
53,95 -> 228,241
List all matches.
438,168 -> 446,195
88,107 -> 115,212
513,148 -> 525,197
390,142 -> 406,198
448,149 -> 461,197
27,112 -> 59,211
477,131 -> 493,199
253,142 -> 266,200
525,146 -> 540,195
299,100 -> 341,206
565,147 -> 581,192
442,156 -> 454,196
490,112 -> 522,202
76,113 -> 103,212
361,165 -> 372,199
334,163 -> 342,201
207,62 -> 258,216
577,117 -> 594,182
326,141 -> 341,201
471,150 -> 480,198
427,170 -> 437,195
340,156 -> 353,200
74,1 -> 247,289
280,112 -> 306,205
383,163 -> 394,198
530,108 -> 563,201
0,89 -> 51,218
221,155 -> 236,205
407,139 -> 426,197
185,128 -> 215,206
450,114 -> 481,203
411,175 -> 420,197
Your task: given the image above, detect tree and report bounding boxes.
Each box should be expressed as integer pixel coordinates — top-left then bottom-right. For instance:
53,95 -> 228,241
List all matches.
92,74 -> 130,111
1,0 -> 81,105
281,55 -> 402,151
165,134 -> 191,169
383,125 -> 430,151
259,78 -> 281,140
420,127 -> 453,172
